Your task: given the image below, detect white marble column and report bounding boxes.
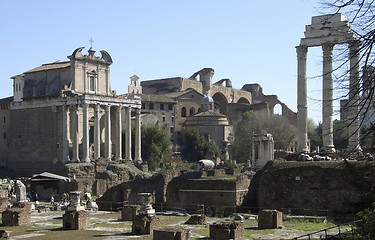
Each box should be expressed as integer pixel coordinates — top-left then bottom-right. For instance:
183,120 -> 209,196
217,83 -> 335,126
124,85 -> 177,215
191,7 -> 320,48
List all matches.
62,104 -> 70,163
115,105 -> 122,161
348,41 -> 361,151
134,108 -> 142,163
322,43 -> 335,152
124,107 -> 132,161
94,104 -> 101,160
296,45 -> 309,152
82,103 -> 90,162
72,104 -> 80,162
105,105 -> 112,160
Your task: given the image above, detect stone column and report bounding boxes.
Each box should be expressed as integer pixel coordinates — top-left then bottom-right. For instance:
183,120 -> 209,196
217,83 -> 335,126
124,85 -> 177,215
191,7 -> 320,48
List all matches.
94,104 -> 101,160
82,103 -> 90,163
124,107 -> 132,161
322,43 -> 335,152
134,108 -> 142,164
62,104 -> 70,163
348,41 -> 361,151
296,45 -> 309,152
105,105 -> 112,161
72,104 -> 80,162
115,105 -> 122,161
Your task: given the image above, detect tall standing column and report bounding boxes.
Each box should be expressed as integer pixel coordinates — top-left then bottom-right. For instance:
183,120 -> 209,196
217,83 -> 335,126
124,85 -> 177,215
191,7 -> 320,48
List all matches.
82,103 -> 90,162
322,43 -> 335,152
115,105 -> 122,161
134,108 -> 142,164
105,105 -> 112,161
72,104 -> 80,162
296,45 -> 309,152
348,41 -> 361,151
124,107 -> 132,161
94,104 -> 101,160
62,104 -> 70,163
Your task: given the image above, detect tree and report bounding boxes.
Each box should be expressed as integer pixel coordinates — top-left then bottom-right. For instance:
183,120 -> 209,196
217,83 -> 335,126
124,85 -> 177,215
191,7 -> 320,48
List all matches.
180,128 -> 221,162
322,1 -> 375,145
130,124 -> 171,171
231,111 -> 296,163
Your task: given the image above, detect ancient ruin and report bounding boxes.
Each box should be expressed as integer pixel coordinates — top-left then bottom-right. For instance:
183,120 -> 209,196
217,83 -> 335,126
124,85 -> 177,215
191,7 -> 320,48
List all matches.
297,14 -> 360,152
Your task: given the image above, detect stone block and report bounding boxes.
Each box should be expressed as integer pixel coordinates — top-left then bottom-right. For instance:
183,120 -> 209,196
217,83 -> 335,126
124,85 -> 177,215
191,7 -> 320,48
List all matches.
258,209 -> 283,229
0,198 -> 9,213
63,210 -> 90,230
121,205 -> 140,221
185,214 -> 206,225
153,227 -> 191,240
2,207 -> 31,226
132,213 -> 161,235
209,221 -> 244,240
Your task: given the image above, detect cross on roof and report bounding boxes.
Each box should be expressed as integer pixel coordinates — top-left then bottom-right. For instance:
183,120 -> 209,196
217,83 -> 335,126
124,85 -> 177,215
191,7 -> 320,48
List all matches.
89,38 -> 94,48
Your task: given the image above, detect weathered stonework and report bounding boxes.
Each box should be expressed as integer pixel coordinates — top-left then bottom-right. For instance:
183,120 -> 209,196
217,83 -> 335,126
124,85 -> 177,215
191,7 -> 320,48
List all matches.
153,227 -> 191,240
209,221 -> 244,240
62,210 -> 90,230
2,203 -> 32,226
258,209 -> 283,229
132,213 -> 161,235
121,205 -> 141,221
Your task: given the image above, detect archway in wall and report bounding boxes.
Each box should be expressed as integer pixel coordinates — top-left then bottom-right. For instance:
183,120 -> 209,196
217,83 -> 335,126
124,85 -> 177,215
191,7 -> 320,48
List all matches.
237,97 -> 250,105
212,92 -> 228,115
273,103 -> 282,116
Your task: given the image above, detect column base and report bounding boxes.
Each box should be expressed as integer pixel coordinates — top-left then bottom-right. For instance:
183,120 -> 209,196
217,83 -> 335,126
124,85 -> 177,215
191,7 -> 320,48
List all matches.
323,145 -> 336,153
81,157 -> 91,163
72,158 -> 80,163
106,157 -> 112,161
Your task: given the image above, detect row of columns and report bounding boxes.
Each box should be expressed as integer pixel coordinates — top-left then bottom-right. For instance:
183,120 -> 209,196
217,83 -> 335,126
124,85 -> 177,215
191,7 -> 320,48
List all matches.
296,41 -> 360,152
62,103 -> 142,163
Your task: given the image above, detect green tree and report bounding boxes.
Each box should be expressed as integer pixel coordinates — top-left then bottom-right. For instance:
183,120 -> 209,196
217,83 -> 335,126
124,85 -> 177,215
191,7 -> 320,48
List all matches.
130,124 -> 171,171
231,111 -> 296,163
308,119 -> 322,150
354,202 -> 375,239
333,119 -> 349,150
180,128 -> 221,162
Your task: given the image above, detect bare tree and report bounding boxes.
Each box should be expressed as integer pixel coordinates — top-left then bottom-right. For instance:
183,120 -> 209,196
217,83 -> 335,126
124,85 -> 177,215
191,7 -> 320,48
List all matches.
321,1 -> 375,150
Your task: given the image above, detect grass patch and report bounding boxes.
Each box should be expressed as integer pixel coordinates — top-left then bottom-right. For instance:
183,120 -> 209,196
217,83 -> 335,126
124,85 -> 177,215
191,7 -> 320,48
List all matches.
284,218 -> 334,231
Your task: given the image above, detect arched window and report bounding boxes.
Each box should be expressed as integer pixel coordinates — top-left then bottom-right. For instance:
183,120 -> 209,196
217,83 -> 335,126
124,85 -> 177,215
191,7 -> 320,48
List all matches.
189,107 -> 195,116
181,107 -> 186,117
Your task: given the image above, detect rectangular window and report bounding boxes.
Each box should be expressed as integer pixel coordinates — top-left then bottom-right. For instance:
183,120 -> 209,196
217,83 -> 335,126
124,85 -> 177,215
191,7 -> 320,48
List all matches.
3,132 -> 6,139
170,127 -> 174,134
168,104 -> 173,111
89,76 -> 95,91
171,116 -> 174,123
160,103 -> 164,110
3,117 -> 5,123
149,103 -> 154,109
141,103 -> 145,109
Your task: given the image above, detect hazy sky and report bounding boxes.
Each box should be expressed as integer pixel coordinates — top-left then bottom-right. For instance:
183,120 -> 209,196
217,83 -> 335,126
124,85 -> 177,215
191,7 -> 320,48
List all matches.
0,0 -> 342,123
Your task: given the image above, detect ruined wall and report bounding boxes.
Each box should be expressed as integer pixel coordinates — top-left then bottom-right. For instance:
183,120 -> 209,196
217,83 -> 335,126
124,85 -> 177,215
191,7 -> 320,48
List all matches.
141,78 -> 185,94
7,106 -> 63,176
256,160 -> 375,217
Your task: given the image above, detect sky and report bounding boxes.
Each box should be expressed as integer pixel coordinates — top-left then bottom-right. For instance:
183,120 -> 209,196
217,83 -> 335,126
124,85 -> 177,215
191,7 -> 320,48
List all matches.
0,0 -> 342,124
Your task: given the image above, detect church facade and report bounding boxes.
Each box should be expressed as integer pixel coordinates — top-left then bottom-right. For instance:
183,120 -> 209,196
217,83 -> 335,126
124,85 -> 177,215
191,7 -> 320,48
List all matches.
2,47 -> 141,176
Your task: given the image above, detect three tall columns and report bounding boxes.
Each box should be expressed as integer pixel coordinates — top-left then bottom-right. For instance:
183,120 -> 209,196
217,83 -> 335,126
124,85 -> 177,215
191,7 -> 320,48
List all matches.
297,42 -> 361,152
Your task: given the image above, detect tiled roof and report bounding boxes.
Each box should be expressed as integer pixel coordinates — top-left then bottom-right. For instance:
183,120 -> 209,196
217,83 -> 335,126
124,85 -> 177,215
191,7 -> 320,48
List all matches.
139,94 -> 176,103
164,89 -> 203,98
24,61 -> 70,74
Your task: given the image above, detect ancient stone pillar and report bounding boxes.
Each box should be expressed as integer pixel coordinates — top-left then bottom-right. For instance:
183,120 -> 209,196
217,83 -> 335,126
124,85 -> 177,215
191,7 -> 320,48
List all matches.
72,104 -> 80,162
296,45 -> 309,152
105,105 -> 112,161
125,107 -> 132,161
322,43 -> 335,152
82,103 -> 90,163
62,104 -> 70,163
348,41 -> 361,151
94,104 -> 101,160
115,105 -> 122,161
134,108 -> 142,164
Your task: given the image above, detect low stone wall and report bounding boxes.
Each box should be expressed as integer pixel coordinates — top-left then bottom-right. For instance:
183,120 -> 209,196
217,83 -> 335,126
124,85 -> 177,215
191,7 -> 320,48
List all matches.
153,227 -> 190,240
258,209 -> 282,229
63,210 -> 90,230
121,205 -> 140,221
209,221 -> 244,240
132,214 -> 161,235
2,204 -> 31,226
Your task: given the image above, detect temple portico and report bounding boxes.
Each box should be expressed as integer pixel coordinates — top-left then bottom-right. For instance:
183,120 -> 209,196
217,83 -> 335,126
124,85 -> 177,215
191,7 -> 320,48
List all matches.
297,14 -> 360,152
61,94 -> 141,163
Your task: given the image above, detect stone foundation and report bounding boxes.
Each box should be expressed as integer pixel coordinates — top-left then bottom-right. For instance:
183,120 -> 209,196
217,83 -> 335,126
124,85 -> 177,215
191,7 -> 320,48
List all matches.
121,205 -> 141,221
209,221 -> 244,240
132,214 -> 161,235
258,209 -> 282,229
63,210 -> 90,230
2,206 -> 31,226
153,227 -> 191,240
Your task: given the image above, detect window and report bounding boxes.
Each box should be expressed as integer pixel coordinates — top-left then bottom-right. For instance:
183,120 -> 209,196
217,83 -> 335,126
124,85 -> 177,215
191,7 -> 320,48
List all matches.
170,127 -> 174,134
89,76 -> 95,91
162,117 -> 166,122
181,107 -> 186,117
171,116 -> 174,123
141,103 -> 145,109
149,103 -> 154,109
160,103 -> 164,110
168,104 -> 173,111
189,107 -> 195,116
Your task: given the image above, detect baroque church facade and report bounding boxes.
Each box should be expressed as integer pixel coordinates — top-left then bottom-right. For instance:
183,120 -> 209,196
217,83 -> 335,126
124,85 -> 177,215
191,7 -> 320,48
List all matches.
1,47 -> 142,176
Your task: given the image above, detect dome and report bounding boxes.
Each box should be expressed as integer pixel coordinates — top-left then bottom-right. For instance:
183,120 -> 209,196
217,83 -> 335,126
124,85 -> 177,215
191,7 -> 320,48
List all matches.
201,95 -> 213,102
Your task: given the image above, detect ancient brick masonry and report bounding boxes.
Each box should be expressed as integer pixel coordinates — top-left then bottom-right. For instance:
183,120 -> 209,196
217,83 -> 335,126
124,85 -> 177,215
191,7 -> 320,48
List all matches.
132,213 -> 161,235
153,227 -> 191,240
2,203 -> 32,226
209,221 -> 244,240
121,204 -> 140,221
258,209 -> 283,229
